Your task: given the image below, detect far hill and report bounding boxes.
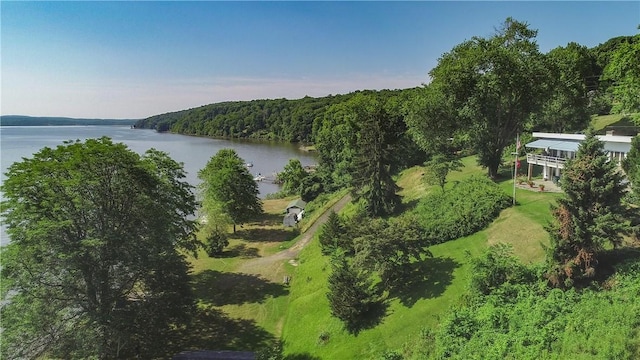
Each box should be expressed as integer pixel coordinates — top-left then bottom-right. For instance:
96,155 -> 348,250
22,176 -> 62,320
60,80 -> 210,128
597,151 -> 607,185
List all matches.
1,115 -> 138,127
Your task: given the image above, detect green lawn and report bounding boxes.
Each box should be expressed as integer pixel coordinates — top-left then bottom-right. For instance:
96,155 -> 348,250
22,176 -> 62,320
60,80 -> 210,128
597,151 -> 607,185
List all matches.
281,156 -> 559,358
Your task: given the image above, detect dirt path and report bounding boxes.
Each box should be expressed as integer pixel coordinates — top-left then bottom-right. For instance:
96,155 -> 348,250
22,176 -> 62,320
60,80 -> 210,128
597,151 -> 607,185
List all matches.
236,194 -> 352,274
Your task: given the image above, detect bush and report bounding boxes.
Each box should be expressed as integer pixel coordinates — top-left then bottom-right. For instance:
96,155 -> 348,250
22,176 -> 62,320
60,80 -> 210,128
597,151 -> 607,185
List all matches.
414,176 -> 511,244
469,244 -> 535,295
205,229 -> 229,257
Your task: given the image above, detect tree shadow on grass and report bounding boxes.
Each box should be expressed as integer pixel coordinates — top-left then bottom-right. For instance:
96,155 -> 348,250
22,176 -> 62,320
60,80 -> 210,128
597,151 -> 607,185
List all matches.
234,227 -> 299,243
390,256 -> 460,307
171,306 -> 277,354
347,299 -> 390,336
218,243 -> 260,259
284,353 -> 323,360
192,270 -> 289,306
256,212 -> 287,226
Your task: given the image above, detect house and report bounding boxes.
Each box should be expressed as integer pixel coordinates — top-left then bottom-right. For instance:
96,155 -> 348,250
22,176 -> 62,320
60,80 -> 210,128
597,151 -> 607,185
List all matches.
285,199 -> 306,215
525,132 -> 634,181
283,199 -> 306,227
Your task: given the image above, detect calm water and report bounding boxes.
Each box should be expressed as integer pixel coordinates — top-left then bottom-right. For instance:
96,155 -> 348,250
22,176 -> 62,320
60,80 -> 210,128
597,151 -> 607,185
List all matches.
0,126 -> 317,245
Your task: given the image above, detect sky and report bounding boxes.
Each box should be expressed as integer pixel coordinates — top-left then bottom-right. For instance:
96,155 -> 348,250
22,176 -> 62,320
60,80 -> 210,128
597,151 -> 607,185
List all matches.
1,1 -> 639,119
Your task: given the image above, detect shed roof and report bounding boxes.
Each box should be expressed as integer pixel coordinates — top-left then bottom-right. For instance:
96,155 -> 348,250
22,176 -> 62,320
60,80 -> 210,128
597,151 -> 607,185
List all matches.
286,199 -> 307,210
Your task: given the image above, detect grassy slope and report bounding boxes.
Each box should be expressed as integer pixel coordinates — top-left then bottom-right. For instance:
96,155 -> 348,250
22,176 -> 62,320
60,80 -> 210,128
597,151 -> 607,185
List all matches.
591,113 -> 630,131
282,156 -> 561,358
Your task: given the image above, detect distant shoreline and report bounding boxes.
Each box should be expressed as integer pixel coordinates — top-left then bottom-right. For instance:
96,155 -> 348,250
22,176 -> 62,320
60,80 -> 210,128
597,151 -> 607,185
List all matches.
1,115 -> 138,127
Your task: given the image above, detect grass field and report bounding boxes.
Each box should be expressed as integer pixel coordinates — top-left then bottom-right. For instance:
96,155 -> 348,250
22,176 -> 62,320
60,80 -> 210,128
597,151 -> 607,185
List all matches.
183,154 -> 564,357
182,114 -> 635,356
281,156 -> 562,358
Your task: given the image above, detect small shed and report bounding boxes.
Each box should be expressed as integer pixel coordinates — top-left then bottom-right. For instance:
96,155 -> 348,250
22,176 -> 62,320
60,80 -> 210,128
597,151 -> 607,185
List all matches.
283,212 -> 298,227
285,199 -> 307,215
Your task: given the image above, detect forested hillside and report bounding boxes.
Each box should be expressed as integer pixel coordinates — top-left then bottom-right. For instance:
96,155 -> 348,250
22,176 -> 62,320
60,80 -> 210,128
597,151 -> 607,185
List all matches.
134,34 -> 638,144
135,90 -> 413,142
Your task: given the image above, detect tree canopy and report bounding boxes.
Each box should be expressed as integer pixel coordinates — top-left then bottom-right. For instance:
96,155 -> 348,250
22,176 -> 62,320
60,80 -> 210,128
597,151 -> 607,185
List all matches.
410,18 -> 551,178
198,149 -> 262,233
0,138 -> 199,359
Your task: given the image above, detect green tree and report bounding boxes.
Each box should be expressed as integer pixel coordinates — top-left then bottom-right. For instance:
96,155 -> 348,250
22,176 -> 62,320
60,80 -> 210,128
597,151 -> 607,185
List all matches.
405,84 -> 460,156
326,253 -> 377,334
423,154 -> 463,192
353,216 -> 431,290
603,34 -> 640,122
546,131 -> 628,288
427,18 -> 551,178
622,135 -> 640,186
198,149 -> 262,233
318,210 -> 346,255
535,43 -> 595,132
278,158 -> 308,195
622,136 -> 640,239
350,94 -> 402,216
0,138 -> 199,359
199,198 -> 232,256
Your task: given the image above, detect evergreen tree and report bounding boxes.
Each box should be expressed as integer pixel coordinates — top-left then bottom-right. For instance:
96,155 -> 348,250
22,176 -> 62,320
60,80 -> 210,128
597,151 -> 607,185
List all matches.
318,210 -> 346,255
546,131 -> 628,287
326,253 -> 377,334
622,135 -> 640,187
350,94 -> 402,216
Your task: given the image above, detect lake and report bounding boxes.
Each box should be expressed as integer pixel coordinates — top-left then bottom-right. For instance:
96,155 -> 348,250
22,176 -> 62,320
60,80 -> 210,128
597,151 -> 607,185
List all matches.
0,125 -> 317,245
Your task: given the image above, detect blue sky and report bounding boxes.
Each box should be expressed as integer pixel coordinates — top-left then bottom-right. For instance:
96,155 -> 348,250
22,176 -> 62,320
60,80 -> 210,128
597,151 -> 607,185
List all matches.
2,1 -> 639,119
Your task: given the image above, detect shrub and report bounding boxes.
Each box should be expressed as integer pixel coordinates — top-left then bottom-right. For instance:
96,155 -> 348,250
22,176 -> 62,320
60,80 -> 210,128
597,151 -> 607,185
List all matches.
469,244 -> 535,296
414,176 -> 511,244
205,229 -> 229,257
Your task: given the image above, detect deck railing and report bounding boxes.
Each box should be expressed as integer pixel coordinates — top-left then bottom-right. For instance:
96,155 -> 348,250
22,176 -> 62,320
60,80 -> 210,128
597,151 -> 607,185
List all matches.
526,154 -> 567,169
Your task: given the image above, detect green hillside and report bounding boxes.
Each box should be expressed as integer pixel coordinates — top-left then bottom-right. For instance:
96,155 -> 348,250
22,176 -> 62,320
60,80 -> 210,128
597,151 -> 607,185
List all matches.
280,157 -> 563,358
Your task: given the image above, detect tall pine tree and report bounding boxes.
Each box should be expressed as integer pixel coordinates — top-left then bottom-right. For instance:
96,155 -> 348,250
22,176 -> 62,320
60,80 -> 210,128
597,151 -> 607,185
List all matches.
350,94 -> 402,217
326,253 -> 377,334
546,131 -> 628,287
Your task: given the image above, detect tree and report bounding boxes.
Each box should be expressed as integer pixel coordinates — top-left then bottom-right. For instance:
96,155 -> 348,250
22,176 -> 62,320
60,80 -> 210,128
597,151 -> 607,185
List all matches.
405,84 -> 460,156
277,158 -> 308,195
318,210 -> 346,255
534,43 -> 595,132
545,131 -> 628,288
426,18 -> 551,178
198,149 -> 262,233
602,34 -> 640,122
423,154 -> 463,192
326,253 -> 377,334
352,216 -> 431,290
622,135 -> 640,186
350,94 -> 402,216
0,138 -> 199,359
622,136 -> 640,239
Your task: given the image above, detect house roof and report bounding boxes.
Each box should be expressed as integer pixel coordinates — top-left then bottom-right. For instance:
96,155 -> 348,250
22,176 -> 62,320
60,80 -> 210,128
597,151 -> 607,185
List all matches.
286,199 -> 307,210
526,139 -> 580,152
527,133 -> 634,154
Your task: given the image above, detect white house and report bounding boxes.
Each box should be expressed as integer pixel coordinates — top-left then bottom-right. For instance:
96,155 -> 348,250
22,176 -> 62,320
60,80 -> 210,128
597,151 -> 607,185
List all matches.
283,199 -> 307,227
525,132 -> 634,181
